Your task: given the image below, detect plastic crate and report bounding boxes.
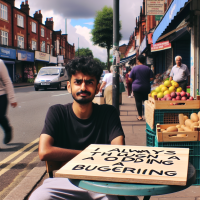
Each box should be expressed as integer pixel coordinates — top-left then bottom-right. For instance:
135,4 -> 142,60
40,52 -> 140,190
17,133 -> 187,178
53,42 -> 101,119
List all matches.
146,129 -> 155,147
155,137 -> 200,185
153,109 -> 200,130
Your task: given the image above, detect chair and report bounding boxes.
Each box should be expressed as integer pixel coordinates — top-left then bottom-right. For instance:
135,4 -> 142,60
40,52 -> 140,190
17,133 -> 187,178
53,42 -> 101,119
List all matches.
45,160 -> 62,178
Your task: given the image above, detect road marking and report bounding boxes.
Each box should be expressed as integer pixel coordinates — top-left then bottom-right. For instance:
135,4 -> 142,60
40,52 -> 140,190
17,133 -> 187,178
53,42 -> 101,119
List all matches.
52,93 -> 70,97
0,138 -> 39,167
0,145 -> 38,177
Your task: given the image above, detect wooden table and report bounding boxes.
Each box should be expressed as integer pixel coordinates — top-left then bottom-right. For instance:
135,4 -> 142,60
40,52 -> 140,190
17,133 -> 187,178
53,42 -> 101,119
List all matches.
69,163 -> 196,200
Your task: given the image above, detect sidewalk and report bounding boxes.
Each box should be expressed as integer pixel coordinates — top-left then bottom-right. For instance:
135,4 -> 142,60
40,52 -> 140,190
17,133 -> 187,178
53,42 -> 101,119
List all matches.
13,82 -> 34,88
3,91 -> 200,200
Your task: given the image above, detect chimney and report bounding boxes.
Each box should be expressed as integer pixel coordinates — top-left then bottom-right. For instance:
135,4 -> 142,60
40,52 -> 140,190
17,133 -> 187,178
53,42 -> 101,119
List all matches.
45,17 -> 54,30
6,0 -> 15,6
20,0 -> 30,15
34,10 -> 43,24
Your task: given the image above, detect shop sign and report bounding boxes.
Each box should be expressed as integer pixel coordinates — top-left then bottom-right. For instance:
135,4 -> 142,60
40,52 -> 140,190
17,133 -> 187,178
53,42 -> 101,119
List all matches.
50,56 -> 57,64
151,41 -> 171,52
58,55 -> 64,64
56,144 -> 189,186
155,15 -> 163,21
35,51 -> 50,62
146,0 -> 165,16
18,50 -> 34,62
0,47 -> 16,60
139,36 -> 147,54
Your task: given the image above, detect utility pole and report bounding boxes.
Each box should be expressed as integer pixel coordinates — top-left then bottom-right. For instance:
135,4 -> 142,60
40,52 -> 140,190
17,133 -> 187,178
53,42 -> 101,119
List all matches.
112,0 -> 120,113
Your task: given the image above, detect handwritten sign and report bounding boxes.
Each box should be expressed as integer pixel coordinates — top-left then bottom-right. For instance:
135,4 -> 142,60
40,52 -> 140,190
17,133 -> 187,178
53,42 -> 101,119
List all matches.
55,144 -> 189,186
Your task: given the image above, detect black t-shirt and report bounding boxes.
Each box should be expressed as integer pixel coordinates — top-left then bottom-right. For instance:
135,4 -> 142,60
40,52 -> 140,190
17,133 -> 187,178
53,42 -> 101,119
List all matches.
41,103 -> 125,150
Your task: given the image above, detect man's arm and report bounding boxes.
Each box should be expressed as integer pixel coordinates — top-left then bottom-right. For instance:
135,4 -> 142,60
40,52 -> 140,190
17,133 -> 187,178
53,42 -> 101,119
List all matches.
111,135 -> 125,145
39,134 -> 81,162
169,76 -> 173,81
99,81 -> 106,92
128,77 -> 133,83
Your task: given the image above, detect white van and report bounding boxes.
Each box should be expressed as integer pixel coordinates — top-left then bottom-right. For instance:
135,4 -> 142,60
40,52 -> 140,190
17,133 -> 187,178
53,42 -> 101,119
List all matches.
34,66 -> 68,91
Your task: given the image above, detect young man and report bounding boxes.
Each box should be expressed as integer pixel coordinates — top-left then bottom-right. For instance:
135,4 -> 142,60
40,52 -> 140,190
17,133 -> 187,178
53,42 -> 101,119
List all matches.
29,57 -> 138,200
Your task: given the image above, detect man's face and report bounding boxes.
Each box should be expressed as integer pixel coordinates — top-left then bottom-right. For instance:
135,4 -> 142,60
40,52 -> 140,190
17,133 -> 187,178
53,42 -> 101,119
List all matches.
176,57 -> 182,66
67,71 -> 100,104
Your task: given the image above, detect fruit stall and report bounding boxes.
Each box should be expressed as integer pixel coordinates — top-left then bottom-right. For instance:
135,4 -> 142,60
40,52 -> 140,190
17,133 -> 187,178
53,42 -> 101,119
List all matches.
145,80 -> 200,185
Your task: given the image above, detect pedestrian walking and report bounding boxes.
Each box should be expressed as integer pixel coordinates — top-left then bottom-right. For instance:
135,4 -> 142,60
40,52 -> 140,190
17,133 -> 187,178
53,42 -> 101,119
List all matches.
125,68 -> 132,98
169,55 -> 190,92
29,56 -> 138,200
0,60 -> 17,144
129,55 -> 154,121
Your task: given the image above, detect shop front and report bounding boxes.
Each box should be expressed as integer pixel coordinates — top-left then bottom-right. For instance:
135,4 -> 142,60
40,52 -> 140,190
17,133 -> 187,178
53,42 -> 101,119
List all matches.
16,50 -> 35,83
0,47 -> 16,81
35,51 -> 50,72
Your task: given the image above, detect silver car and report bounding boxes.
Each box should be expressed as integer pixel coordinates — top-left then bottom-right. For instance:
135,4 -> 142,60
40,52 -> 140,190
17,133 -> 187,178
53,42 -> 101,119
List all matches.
34,66 -> 68,91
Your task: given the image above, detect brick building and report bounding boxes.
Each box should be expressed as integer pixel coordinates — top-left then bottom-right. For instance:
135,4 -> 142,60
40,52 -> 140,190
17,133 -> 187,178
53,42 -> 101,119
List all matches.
0,0 -> 75,82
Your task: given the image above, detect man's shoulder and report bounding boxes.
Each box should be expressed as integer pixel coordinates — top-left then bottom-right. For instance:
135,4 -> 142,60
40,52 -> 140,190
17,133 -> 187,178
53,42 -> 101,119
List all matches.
181,63 -> 187,68
49,103 -> 71,113
94,103 -> 117,113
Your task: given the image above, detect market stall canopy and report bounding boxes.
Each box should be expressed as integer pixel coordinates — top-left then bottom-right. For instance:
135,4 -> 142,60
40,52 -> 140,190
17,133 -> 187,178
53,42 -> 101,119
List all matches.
153,0 -> 190,44
120,53 -> 136,65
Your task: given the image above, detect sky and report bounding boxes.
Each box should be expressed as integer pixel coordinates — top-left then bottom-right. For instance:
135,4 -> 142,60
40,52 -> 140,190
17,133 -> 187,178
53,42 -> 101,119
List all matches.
15,0 -> 143,62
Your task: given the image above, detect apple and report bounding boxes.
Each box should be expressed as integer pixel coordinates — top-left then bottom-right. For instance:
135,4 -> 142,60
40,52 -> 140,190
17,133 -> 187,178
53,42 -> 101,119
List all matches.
172,98 -> 176,101
189,96 -> 194,100
176,92 -> 180,96
158,98 -> 161,101
181,96 -> 187,100
176,96 -> 181,100
165,94 -> 171,98
180,91 -> 186,97
170,103 -> 174,105
161,98 -> 166,101
187,99 -> 192,101
170,92 -> 176,98
166,97 -> 172,101
186,93 -> 190,98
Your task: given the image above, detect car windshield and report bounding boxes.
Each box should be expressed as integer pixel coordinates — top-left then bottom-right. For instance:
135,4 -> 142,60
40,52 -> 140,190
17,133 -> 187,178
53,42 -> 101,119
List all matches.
38,68 -> 60,76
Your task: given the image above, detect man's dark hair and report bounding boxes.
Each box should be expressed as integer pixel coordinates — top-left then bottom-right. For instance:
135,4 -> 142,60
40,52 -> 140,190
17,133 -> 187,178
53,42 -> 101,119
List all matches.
65,56 -> 103,83
137,55 -> 146,65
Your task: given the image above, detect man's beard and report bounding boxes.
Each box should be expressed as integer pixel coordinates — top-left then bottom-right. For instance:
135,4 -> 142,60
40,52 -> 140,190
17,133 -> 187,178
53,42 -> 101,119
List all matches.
71,89 -> 95,104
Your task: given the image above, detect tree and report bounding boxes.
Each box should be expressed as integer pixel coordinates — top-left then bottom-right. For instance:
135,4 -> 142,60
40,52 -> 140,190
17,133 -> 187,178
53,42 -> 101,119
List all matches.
93,58 -> 107,70
75,48 -> 93,58
91,6 -> 122,71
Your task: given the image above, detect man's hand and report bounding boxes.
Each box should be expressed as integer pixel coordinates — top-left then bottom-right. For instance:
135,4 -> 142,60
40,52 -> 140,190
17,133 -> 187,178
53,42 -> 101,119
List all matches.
11,102 -> 17,108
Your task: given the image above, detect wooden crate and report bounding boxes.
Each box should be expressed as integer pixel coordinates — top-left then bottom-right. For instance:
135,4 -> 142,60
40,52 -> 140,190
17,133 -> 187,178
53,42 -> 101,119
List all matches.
93,97 -> 105,105
156,124 -> 199,142
145,100 -> 155,130
148,94 -> 200,109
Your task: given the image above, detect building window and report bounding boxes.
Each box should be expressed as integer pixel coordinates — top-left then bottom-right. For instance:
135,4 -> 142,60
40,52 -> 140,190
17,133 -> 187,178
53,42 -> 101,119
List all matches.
1,30 -> 8,45
41,27 -> 44,37
17,35 -> 24,48
50,32 -> 52,39
51,48 -> 53,56
0,3 -> 8,20
32,40 -> 37,50
41,41 -> 45,52
32,22 -> 36,33
47,44 -> 50,54
17,14 -> 24,28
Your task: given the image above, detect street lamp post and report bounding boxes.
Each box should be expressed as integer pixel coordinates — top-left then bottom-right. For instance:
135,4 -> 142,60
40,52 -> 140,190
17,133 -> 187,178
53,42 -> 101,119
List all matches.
112,0 -> 120,113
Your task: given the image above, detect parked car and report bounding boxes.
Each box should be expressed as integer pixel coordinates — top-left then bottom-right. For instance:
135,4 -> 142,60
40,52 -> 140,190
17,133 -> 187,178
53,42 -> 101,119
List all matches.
34,66 -> 68,91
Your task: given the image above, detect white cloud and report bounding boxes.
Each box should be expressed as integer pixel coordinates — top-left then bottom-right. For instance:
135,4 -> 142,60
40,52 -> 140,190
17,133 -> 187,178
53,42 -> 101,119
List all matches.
84,22 -> 94,25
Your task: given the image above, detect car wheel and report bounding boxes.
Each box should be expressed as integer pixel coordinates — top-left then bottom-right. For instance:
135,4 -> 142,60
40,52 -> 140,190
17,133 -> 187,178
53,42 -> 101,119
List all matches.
35,87 -> 39,91
65,85 -> 67,90
57,83 -> 61,90
44,88 -> 47,91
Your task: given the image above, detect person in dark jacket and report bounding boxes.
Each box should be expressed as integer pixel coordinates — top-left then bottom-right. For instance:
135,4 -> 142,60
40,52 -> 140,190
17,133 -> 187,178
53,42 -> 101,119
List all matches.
129,55 -> 154,121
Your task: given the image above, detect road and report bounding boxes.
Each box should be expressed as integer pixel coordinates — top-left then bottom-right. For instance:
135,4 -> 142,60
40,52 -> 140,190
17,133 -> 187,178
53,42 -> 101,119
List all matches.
0,86 -> 73,199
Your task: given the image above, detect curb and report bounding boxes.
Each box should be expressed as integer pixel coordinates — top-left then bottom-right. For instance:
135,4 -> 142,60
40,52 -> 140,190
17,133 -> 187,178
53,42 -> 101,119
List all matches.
14,84 -> 34,88
3,161 -> 46,200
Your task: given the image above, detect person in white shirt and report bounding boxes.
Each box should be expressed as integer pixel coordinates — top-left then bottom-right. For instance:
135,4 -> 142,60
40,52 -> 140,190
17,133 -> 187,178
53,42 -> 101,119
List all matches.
0,60 -> 17,144
169,56 -> 190,92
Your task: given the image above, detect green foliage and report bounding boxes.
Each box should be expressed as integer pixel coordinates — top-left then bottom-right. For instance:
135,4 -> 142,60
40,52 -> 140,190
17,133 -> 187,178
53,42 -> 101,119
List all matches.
75,48 -> 93,58
93,58 -> 107,70
91,6 -> 122,70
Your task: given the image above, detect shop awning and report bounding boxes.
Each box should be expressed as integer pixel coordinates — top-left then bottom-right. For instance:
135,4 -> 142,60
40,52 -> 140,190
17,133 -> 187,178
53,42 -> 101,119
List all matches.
120,53 -> 136,64
153,0 -> 190,44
